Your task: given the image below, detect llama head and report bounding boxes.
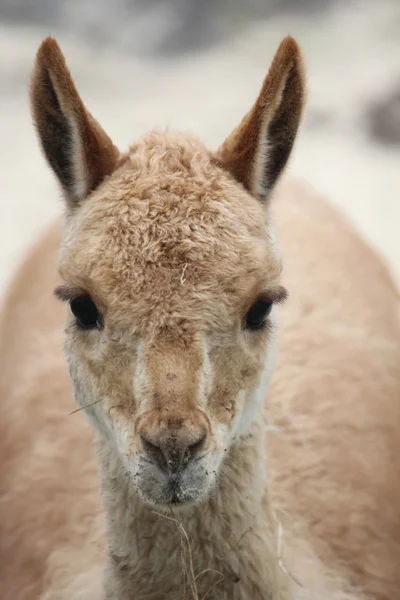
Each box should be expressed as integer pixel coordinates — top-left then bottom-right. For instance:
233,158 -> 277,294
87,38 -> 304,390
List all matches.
31,37 -> 305,507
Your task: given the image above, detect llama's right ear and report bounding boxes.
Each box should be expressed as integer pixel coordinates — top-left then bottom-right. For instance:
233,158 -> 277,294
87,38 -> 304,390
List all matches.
216,36 -> 305,203
30,37 -> 119,209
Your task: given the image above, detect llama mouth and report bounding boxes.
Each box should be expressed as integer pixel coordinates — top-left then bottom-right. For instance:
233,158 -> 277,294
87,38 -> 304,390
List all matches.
154,475 -> 203,507
134,454 -> 210,506
164,478 -> 189,505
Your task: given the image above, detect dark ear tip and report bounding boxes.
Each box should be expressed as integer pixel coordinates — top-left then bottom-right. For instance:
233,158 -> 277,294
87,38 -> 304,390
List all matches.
273,36 -> 304,79
279,35 -> 301,52
272,36 -> 306,101
31,36 -> 74,113
35,36 -> 65,69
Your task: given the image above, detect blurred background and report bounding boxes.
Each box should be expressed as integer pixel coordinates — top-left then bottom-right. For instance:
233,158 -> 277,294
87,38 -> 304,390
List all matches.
0,0 -> 400,296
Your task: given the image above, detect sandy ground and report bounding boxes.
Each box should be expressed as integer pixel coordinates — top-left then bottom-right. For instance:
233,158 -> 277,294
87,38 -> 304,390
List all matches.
1,0 -> 400,296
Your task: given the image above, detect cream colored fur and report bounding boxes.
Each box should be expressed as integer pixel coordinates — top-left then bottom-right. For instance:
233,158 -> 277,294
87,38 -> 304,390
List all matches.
1,37 -> 400,600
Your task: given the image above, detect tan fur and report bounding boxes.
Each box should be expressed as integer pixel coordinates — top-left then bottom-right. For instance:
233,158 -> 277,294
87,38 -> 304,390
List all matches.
30,37 -> 119,204
1,36 -> 400,600
216,36 -> 305,200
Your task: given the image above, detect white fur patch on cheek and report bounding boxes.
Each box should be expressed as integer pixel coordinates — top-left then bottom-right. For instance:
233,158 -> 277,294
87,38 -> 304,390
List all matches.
199,336 -> 213,408
210,422 -> 231,473
66,350 -> 121,450
234,308 -> 278,438
132,340 -> 149,409
114,422 -> 132,458
210,449 -> 225,480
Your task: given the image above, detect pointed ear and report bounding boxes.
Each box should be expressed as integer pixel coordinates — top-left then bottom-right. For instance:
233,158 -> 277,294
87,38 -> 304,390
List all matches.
30,37 -> 119,208
216,36 -> 305,202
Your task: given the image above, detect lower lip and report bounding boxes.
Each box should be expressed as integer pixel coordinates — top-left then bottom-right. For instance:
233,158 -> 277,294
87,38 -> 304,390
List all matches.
169,483 -> 184,504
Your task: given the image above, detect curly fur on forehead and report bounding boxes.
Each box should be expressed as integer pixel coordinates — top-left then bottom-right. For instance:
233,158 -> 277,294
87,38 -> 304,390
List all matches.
59,131 -> 282,332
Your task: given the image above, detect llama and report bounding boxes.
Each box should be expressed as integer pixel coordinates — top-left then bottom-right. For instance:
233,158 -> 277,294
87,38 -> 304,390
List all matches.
1,35 -> 400,600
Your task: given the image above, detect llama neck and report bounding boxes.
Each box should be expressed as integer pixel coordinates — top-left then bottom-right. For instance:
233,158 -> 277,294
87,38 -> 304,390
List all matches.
97,411 -> 282,598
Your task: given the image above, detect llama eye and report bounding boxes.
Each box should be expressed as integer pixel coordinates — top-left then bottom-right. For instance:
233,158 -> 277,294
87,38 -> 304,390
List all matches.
69,296 -> 100,330
245,299 -> 273,330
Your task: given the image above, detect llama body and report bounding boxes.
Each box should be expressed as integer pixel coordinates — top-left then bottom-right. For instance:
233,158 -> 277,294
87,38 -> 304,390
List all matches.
1,37 -> 400,600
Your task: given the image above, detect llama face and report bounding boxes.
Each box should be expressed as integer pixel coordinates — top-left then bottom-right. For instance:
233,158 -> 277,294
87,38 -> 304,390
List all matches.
57,132 -> 285,506
31,35 -> 304,506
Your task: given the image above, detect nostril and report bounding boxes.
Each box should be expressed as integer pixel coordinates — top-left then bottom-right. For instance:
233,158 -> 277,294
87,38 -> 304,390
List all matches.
140,435 -> 166,468
140,432 -> 208,473
187,434 -> 207,459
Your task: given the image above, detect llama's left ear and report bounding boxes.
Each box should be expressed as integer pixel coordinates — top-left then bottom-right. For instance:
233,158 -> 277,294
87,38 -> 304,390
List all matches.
30,37 -> 119,209
216,36 -> 305,202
